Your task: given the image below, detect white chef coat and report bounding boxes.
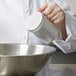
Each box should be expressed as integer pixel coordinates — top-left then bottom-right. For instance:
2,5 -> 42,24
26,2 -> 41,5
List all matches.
0,0 -> 76,76
0,0 -> 76,53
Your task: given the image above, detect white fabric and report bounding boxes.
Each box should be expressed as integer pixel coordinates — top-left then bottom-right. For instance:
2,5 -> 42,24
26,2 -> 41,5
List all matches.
0,0 -> 76,76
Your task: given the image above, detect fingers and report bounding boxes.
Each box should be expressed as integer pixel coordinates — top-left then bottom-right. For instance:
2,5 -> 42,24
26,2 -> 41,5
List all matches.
38,3 -> 48,12
45,3 -> 65,25
50,11 -> 65,24
43,3 -> 55,15
54,16 -> 65,24
47,6 -> 61,19
38,2 -> 65,26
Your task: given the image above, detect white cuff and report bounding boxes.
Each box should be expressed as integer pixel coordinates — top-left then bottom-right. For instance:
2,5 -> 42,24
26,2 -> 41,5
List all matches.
53,40 -> 71,53
53,33 -> 72,53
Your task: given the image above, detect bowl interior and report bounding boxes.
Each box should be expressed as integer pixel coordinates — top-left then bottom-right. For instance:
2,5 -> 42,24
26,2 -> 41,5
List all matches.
0,44 -> 56,57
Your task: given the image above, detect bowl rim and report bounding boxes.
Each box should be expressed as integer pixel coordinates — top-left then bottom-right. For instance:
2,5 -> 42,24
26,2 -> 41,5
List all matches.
0,43 -> 56,57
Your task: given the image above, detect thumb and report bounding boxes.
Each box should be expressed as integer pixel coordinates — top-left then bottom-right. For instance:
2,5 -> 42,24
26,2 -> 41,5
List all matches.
38,3 -> 48,12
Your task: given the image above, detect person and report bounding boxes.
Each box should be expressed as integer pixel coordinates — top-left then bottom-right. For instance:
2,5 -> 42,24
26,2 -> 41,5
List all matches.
0,0 -> 76,76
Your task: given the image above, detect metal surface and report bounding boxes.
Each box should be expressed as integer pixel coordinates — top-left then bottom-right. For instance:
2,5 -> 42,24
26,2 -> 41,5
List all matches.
25,12 -> 58,44
0,44 -> 56,76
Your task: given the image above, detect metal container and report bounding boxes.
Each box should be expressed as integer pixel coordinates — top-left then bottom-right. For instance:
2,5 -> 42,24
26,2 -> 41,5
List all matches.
0,44 -> 56,76
25,12 -> 58,44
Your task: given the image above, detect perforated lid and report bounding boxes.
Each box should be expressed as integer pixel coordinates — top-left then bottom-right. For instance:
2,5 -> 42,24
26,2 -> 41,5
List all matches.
25,12 -> 43,30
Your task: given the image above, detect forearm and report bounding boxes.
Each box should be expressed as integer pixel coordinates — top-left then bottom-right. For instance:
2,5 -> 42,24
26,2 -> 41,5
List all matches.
58,18 -> 67,40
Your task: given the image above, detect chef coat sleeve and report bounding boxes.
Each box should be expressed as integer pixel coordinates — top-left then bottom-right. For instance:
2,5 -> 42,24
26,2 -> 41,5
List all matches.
49,0 -> 76,53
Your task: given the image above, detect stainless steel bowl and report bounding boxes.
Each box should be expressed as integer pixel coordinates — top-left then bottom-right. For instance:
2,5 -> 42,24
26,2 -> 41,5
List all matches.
0,44 -> 56,76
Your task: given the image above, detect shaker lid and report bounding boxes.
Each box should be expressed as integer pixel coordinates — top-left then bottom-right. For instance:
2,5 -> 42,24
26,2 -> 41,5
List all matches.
25,12 -> 43,31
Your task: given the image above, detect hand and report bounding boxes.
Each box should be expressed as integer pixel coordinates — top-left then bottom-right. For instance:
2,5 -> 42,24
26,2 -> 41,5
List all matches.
38,2 -> 67,40
38,2 -> 65,26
